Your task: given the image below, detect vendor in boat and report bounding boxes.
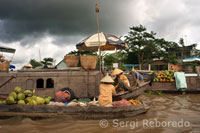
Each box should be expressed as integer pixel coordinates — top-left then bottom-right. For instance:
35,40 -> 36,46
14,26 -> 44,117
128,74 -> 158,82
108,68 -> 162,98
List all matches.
98,74 -> 117,107
131,67 -> 144,81
112,68 -> 132,93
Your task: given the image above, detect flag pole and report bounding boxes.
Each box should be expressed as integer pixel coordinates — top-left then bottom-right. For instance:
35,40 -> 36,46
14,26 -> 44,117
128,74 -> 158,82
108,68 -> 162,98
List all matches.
95,3 -> 101,75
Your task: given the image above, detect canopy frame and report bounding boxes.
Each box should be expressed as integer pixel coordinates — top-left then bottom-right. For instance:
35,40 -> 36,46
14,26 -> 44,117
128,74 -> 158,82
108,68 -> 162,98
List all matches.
0,46 -> 16,62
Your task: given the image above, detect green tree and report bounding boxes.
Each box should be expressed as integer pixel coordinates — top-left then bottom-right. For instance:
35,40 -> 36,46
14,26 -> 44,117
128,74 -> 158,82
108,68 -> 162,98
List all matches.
124,25 -> 179,68
179,38 -> 185,60
29,59 -> 42,68
169,54 -> 178,65
124,25 -> 156,68
104,54 -> 117,69
41,57 -> 54,68
154,38 -> 179,61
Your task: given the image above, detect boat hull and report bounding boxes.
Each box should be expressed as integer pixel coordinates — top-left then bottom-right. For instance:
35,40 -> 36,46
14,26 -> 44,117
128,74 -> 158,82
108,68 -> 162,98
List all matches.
0,104 -> 148,119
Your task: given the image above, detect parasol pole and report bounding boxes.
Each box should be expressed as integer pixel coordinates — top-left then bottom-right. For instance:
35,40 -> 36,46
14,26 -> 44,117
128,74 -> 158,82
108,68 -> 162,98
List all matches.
95,3 -> 101,75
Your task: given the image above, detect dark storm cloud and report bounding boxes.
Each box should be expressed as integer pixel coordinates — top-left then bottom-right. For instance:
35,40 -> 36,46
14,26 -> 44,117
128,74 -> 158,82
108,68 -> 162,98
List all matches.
0,0 -> 134,45
0,0 -> 200,46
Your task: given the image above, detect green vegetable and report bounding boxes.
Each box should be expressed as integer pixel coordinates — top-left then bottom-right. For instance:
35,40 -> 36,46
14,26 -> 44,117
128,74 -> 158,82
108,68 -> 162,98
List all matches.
6,96 -> 15,104
14,87 -> 22,93
17,93 -> 25,100
27,99 -> 37,105
23,90 -> 33,96
9,91 -> 17,100
18,100 -> 25,104
36,97 -> 45,105
25,97 -> 32,103
2,100 -> 6,104
44,98 -> 50,104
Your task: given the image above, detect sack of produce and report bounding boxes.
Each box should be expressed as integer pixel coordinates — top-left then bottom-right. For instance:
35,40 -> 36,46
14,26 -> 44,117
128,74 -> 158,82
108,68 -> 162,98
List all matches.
54,91 -> 70,103
113,99 -> 132,106
67,102 -> 78,106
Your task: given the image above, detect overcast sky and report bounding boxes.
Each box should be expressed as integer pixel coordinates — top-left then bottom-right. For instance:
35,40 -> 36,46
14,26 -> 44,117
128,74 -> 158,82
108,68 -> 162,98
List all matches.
0,0 -> 200,69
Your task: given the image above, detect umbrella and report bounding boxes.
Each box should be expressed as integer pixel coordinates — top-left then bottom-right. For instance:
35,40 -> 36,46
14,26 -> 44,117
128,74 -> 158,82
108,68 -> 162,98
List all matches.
0,46 -> 16,62
183,56 -> 200,62
76,32 -> 127,52
0,46 -> 16,53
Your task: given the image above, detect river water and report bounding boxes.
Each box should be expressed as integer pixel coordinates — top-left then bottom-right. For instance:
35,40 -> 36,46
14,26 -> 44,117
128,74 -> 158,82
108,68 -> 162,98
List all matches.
0,93 -> 200,133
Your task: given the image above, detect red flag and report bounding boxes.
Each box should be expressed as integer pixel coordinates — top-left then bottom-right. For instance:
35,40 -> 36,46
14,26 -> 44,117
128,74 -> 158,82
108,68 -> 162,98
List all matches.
95,3 -> 99,13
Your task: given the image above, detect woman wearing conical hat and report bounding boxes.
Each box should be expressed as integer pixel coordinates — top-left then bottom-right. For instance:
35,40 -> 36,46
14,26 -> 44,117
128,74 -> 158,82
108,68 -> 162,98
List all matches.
112,68 -> 131,93
98,74 -> 117,107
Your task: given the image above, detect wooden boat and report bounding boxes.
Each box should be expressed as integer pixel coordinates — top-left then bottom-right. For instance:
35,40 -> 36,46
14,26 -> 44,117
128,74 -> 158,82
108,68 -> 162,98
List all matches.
0,71 -> 152,119
113,81 -> 151,101
0,69 -> 154,101
0,104 -> 149,119
113,72 -> 155,101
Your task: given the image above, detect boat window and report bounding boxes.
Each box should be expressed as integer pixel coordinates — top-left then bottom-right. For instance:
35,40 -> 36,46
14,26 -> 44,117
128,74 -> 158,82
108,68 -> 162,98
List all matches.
36,79 -> 44,88
46,78 -> 54,88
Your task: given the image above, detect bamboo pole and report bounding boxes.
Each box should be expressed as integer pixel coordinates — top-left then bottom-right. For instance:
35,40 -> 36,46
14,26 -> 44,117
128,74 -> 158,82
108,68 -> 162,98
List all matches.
96,3 -> 101,75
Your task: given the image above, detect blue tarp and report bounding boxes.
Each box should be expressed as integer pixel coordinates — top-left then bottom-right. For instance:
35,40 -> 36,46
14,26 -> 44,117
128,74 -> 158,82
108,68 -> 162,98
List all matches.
174,72 -> 187,91
123,64 -> 138,67
9,64 -> 15,69
183,56 -> 200,62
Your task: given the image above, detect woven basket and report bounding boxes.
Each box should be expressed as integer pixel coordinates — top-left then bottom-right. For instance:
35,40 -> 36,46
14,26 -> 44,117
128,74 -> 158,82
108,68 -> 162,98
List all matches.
64,55 -> 79,67
80,56 -> 98,70
0,61 -> 10,72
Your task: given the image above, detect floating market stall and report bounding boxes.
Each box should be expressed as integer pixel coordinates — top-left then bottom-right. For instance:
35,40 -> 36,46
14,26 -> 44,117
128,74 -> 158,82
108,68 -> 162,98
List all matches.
150,70 -> 200,91
0,86 -> 150,119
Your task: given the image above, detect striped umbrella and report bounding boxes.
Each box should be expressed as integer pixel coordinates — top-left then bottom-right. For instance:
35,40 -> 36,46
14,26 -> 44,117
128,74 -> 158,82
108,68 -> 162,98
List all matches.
76,32 -> 127,52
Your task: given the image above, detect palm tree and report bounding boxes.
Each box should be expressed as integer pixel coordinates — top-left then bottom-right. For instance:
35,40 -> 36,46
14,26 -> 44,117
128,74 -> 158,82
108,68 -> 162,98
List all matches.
41,58 -> 54,68
179,38 -> 185,61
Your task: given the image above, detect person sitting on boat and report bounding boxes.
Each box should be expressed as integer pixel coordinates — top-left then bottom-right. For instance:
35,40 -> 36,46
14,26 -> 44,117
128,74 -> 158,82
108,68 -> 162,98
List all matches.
130,67 -> 156,87
131,67 -> 144,81
98,74 -> 117,107
112,68 -> 133,93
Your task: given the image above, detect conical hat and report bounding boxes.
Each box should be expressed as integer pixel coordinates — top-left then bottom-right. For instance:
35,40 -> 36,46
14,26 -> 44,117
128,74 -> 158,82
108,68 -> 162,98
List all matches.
24,63 -> 32,68
101,74 -> 114,83
112,68 -> 123,76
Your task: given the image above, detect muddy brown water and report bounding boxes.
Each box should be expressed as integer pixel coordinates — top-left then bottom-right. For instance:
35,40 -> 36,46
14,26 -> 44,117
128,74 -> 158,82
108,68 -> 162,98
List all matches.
0,94 -> 200,133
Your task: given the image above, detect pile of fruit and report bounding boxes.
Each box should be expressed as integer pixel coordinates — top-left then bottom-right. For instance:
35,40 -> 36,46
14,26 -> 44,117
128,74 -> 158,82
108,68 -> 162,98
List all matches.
153,70 -> 175,83
0,87 -> 52,105
113,99 -> 143,106
129,99 -> 142,105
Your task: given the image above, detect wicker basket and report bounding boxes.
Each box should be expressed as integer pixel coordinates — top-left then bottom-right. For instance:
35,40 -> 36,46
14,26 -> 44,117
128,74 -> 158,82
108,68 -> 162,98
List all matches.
80,56 -> 98,70
64,55 -> 79,67
0,61 -> 10,72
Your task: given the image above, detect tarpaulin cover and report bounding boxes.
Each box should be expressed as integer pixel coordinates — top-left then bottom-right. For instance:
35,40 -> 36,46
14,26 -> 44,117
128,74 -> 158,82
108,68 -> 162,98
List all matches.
174,72 -> 187,91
